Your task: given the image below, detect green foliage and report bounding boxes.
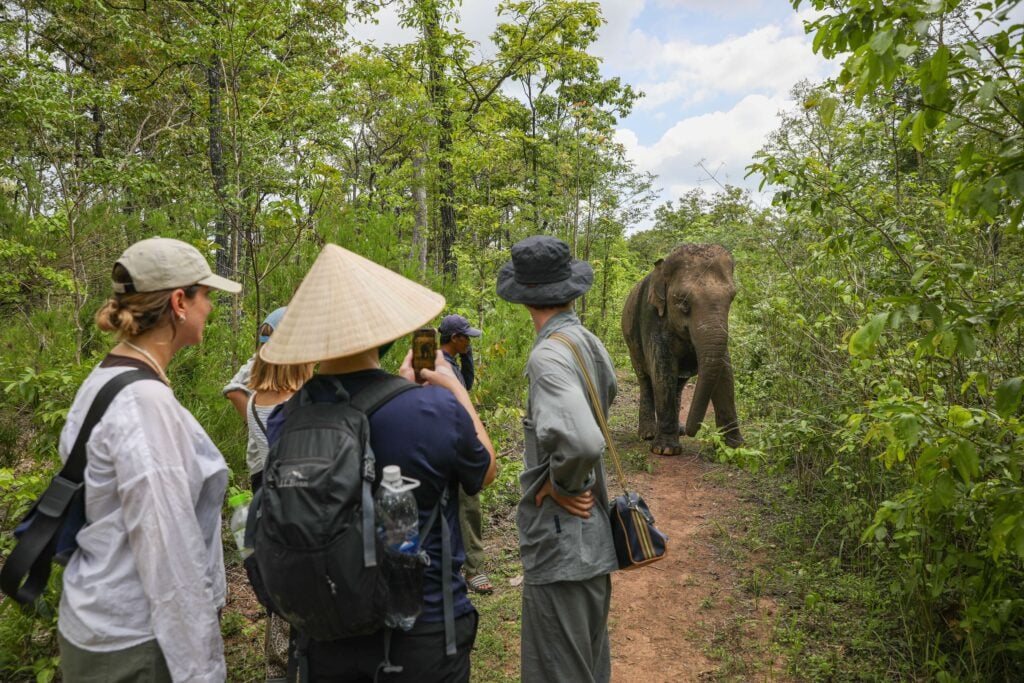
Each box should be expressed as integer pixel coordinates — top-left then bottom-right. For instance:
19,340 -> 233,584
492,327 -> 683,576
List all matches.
794,0 -> 1024,229
744,3 -> 1024,676
0,468 -> 62,680
0,0 -> 653,676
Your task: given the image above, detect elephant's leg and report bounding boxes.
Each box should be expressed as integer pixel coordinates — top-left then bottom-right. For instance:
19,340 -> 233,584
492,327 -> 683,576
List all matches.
637,371 -> 657,441
711,352 -> 743,447
650,350 -> 683,456
676,375 -> 690,435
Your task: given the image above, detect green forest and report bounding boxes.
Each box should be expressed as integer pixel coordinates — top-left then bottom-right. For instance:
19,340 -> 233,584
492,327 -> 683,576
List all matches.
1,0 -> 1023,681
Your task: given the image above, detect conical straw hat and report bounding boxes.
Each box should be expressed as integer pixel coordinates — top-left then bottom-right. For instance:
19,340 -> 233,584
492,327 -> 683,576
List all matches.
259,243 -> 445,364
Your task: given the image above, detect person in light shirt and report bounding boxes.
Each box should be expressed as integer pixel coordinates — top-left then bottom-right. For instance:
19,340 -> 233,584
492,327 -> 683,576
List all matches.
57,237 -> 240,683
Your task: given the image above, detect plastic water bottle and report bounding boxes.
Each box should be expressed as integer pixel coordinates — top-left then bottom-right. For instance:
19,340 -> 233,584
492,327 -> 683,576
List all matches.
375,465 -> 421,630
228,492 -> 252,560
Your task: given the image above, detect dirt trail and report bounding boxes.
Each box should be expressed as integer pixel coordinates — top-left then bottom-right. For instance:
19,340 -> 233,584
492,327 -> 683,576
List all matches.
608,382 -> 780,682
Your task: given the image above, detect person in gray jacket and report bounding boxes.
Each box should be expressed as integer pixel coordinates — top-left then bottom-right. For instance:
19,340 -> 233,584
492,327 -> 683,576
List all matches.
496,235 -> 618,683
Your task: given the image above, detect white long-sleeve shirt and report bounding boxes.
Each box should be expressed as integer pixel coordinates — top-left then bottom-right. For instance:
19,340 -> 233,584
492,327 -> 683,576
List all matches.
58,362 -> 228,683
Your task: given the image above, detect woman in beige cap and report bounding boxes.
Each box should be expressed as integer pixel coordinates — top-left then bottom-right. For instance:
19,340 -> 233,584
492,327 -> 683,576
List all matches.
256,244 -> 496,682
57,237 -> 240,683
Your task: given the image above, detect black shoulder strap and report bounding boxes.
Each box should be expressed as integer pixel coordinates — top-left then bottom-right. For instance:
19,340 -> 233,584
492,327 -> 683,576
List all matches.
412,486 -> 456,656
438,486 -> 456,656
249,394 -> 268,438
62,369 -> 158,483
350,375 -> 419,416
349,375 -> 417,571
1,368 -> 157,604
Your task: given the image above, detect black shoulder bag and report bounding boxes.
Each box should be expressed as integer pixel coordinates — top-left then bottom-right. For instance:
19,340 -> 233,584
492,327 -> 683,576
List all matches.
1,368 -> 157,605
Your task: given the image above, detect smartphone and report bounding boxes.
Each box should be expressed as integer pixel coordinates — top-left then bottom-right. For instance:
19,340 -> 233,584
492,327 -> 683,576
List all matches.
411,327 -> 437,382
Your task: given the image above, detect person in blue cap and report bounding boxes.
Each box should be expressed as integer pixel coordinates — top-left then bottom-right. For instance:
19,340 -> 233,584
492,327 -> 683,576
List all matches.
222,306 -> 287,418
438,314 -> 492,595
223,305 -> 300,682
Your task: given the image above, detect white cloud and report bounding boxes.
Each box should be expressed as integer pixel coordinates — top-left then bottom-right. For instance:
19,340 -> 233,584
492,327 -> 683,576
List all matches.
631,23 -> 830,111
653,0 -> 766,12
591,0 -> 648,62
616,93 -> 788,201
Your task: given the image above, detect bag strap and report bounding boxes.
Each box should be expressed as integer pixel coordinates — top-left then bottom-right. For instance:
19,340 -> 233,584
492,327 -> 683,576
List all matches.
249,394 -> 268,438
350,375 -> 419,415
1,368 -> 157,604
548,332 -> 627,495
356,376 -> 457,656
62,368 -> 158,482
423,486 -> 456,656
439,485 -> 456,656
375,486 -> 455,677
352,375 -> 418,570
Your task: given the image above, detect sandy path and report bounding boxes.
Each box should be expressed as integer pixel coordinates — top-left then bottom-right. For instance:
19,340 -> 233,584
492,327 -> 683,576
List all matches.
608,383 -> 780,682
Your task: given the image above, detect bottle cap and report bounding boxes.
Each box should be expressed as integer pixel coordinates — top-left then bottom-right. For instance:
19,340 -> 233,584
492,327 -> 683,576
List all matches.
228,492 -> 251,508
382,465 -> 402,485
380,465 -> 421,493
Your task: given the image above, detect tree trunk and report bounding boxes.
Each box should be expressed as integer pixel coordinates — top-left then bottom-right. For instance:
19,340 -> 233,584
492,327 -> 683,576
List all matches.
412,148 -> 429,277
424,6 -> 457,281
207,52 -> 230,277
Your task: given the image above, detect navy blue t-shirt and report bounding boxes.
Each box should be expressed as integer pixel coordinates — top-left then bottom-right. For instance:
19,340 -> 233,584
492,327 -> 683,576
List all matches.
266,370 -> 489,623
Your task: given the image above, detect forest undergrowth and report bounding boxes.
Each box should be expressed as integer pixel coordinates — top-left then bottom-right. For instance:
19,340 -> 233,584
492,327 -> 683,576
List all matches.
3,0 -> 1024,681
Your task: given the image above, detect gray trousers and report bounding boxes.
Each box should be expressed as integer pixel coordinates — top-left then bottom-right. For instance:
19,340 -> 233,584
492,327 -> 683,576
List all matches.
459,485 -> 485,575
58,631 -> 172,683
520,573 -> 611,683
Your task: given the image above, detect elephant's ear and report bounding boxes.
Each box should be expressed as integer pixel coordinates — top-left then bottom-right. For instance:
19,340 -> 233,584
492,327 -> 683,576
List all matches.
647,258 -> 667,317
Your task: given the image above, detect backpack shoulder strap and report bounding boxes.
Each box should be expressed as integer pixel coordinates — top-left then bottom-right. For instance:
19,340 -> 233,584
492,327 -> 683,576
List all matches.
347,375 -> 415,571
62,368 -> 159,483
1,368 -> 158,604
350,375 -> 419,416
438,486 -> 456,656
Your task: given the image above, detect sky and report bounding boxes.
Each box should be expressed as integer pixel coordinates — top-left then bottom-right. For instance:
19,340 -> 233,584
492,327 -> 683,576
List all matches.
351,0 -> 839,227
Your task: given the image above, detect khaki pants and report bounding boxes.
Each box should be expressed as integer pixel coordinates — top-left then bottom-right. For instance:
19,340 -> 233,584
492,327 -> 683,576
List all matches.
58,631 -> 172,683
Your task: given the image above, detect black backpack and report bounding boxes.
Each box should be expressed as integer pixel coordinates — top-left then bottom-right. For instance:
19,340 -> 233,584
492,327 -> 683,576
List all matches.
245,374 -> 457,657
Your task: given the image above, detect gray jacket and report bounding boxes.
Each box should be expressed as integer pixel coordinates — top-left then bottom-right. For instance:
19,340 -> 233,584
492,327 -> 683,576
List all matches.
517,311 -> 619,585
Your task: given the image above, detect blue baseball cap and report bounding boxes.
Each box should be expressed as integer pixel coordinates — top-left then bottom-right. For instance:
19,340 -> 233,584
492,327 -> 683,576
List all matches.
259,307 -> 287,343
439,314 -> 482,338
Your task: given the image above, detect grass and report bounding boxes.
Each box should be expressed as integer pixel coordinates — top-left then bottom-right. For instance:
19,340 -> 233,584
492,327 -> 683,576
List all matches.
704,468 -> 916,683
468,545 -> 523,683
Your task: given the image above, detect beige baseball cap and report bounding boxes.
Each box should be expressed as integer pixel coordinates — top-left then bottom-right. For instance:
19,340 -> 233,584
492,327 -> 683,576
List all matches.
113,237 -> 241,294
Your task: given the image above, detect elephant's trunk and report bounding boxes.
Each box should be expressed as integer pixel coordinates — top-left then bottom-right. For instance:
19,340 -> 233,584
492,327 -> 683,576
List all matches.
684,320 -> 729,438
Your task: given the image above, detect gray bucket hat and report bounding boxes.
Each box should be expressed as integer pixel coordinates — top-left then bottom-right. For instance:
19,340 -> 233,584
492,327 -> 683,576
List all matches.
496,235 -> 593,305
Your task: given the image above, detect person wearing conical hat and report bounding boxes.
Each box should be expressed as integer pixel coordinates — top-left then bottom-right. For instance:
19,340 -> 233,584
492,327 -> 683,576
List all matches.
496,235 -> 618,683
260,244 -> 497,682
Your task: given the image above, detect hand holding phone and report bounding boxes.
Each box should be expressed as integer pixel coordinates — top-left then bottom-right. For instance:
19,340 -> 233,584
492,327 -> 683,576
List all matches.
411,327 -> 437,382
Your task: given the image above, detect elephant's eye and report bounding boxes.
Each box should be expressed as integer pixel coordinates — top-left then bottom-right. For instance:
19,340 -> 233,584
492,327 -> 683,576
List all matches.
675,296 -> 691,314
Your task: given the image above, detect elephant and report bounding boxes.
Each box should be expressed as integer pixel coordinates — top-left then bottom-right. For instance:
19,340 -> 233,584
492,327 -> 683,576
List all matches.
622,244 -> 743,454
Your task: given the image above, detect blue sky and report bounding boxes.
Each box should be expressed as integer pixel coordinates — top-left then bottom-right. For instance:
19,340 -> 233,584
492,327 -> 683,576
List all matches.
352,0 -> 838,225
